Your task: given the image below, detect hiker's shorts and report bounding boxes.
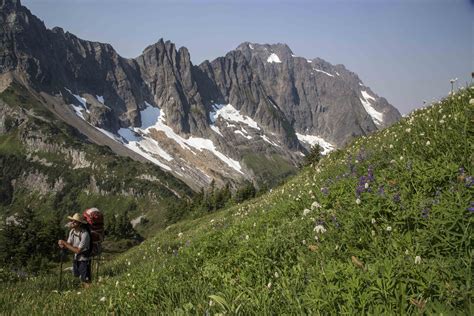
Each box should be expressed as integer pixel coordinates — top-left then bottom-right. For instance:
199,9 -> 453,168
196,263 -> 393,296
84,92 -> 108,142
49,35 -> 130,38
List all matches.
73,260 -> 91,283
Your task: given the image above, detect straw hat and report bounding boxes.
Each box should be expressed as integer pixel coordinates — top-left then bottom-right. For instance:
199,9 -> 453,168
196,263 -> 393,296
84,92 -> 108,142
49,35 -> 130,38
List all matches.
67,213 -> 87,224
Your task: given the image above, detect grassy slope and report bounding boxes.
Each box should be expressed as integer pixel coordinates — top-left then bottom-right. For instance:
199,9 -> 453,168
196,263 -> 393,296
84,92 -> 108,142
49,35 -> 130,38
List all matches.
1,88 -> 472,314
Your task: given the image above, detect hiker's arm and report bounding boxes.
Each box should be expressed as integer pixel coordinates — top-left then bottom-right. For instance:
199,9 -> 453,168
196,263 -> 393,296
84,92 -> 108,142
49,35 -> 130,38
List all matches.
58,240 -> 82,254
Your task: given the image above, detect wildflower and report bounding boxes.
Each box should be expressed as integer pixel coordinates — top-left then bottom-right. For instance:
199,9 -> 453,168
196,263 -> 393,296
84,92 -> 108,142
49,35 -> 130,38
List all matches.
303,209 -> 310,216
356,198 -> 361,205
386,226 -> 392,232
364,182 -> 369,189
415,256 -> 422,264
178,232 -> 183,238
320,187 -> 329,195
405,249 -> 409,255
267,282 -> 272,289
400,156 -> 404,160
314,225 -> 327,234
274,272 -> 279,278
439,119 -> 445,124
426,140 -> 430,146
421,208 -> 430,219
371,218 -> 376,224
100,296 -> 106,302
77,291 -> 81,295
405,128 -> 411,133
115,281 -> 119,287
311,201 -> 321,209
389,144 -> 394,149
302,239 -> 306,245
209,300 -> 215,307
467,202 -> 474,213
393,193 -> 401,203
469,98 -> 474,105
390,159 -> 396,164
245,235 -> 249,240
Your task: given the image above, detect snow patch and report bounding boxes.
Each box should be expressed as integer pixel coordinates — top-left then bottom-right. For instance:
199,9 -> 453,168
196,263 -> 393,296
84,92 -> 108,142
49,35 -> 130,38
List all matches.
249,44 -> 254,49
213,104 -> 260,130
307,60 -> 312,63
210,125 -> 223,136
360,90 -> 383,125
261,135 -> 280,147
313,69 -> 334,77
96,95 -> 104,104
235,130 -> 252,140
267,53 -> 282,63
296,133 -> 335,155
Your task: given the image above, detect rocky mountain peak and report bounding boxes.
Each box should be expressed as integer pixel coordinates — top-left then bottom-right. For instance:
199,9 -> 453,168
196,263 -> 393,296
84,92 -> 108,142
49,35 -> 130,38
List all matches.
1,0 -> 21,10
236,42 -> 294,63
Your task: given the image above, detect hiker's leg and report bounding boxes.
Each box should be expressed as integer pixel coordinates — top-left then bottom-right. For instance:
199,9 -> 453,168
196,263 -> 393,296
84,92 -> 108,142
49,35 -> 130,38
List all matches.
72,260 -> 80,277
77,260 -> 91,284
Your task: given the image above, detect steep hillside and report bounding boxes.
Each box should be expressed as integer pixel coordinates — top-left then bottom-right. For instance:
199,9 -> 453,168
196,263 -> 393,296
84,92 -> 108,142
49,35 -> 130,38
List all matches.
1,87 -> 471,313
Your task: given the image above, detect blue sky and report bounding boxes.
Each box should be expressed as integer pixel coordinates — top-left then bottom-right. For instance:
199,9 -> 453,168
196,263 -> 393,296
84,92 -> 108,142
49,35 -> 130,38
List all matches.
23,0 -> 473,114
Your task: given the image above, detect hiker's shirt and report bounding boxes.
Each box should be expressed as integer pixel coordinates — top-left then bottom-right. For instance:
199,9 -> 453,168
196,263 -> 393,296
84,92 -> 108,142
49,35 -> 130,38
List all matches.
67,228 -> 90,261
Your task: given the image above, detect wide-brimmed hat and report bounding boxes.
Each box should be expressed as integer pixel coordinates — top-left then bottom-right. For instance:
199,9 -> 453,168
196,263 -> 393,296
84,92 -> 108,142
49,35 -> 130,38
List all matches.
67,213 -> 87,224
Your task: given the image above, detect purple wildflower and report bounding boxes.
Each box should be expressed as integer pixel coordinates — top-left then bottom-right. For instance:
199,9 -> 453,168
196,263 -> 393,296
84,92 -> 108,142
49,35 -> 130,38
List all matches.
421,208 -> 430,219
378,185 -> 385,196
465,176 -> 473,188
468,202 -> 474,213
321,187 -> 329,195
393,193 -> 401,203
367,166 -> 375,181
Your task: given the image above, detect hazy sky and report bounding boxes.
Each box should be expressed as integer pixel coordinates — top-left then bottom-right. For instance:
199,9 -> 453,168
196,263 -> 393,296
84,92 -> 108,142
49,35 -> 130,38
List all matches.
22,0 -> 473,114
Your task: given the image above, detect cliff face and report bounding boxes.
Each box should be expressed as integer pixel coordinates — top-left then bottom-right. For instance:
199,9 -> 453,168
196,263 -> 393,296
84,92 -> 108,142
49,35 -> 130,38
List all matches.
0,0 -> 402,189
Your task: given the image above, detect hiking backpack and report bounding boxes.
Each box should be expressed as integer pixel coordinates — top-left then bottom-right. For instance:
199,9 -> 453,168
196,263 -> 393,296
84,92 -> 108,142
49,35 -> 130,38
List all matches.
82,207 -> 105,257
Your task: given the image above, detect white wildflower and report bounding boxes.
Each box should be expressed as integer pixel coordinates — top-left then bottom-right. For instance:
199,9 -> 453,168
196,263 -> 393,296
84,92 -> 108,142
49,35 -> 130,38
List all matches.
426,140 -> 430,146
274,272 -> 279,278
77,291 -> 81,295
386,226 -> 392,232
267,282 -> 272,289
245,235 -> 249,240
405,249 -> 409,255
303,208 -> 311,216
178,232 -> 183,238
415,256 -> 422,264
364,182 -> 369,189
405,128 -> 411,133
100,296 -> 106,302
209,300 -> 215,307
302,239 -> 306,245
314,225 -> 327,234
390,159 -> 396,164
356,198 -> 361,205
400,156 -> 404,161
311,201 -> 321,209
371,218 -> 376,224
439,119 -> 445,124
469,98 -> 474,105
115,281 -> 119,287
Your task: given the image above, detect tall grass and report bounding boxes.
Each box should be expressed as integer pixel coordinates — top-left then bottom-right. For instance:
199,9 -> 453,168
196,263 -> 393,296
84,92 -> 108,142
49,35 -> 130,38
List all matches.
1,87 -> 472,314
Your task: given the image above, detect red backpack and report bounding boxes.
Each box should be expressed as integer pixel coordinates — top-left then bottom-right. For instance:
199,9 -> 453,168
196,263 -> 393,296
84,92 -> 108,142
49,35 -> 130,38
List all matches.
82,208 -> 105,257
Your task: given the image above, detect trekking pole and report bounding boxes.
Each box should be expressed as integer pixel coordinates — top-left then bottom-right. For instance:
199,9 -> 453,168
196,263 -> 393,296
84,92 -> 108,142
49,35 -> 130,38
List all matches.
96,253 -> 101,282
58,248 -> 66,291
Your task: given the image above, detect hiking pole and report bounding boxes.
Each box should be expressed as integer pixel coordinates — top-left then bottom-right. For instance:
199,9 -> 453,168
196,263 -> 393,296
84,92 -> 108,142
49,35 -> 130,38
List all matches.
58,248 -> 66,291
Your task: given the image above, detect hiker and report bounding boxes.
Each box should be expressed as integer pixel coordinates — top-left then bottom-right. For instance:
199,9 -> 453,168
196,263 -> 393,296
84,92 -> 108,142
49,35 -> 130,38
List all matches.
58,213 -> 92,286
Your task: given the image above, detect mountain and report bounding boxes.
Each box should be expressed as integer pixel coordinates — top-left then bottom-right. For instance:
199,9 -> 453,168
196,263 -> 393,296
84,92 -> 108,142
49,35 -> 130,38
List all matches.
0,0 -> 401,190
